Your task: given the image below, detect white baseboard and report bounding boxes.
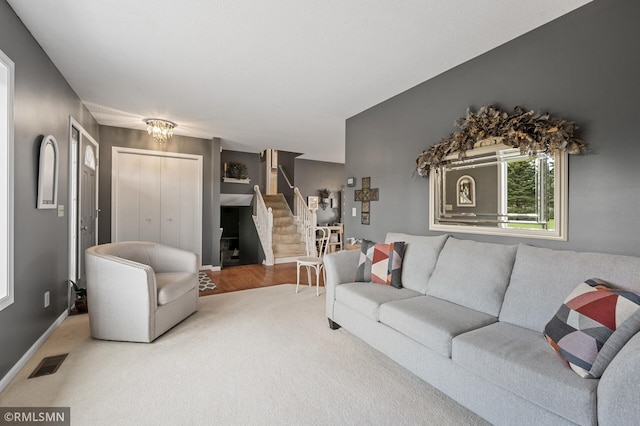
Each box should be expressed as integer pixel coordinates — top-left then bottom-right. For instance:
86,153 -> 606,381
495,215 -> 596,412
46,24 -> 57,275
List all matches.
275,256 -> 299,264
199,265 -> 221,271
0,310 -> 68,393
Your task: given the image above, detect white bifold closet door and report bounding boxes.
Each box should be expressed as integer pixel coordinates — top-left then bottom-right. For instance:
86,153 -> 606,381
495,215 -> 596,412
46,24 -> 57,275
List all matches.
112,147 -> 202,260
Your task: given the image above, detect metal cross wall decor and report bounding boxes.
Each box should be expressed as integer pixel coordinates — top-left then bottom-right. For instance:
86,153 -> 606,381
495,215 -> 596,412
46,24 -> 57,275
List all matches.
354,177 -> 379,225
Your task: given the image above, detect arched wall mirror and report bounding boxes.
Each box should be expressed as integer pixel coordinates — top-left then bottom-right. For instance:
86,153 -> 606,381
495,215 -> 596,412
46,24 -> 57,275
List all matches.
429,141 -> 567,240
37,135 -> 59,209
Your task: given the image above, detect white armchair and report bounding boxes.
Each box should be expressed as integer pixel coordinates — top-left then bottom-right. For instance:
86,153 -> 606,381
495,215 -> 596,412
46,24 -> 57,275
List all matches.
84,241 -> 199,343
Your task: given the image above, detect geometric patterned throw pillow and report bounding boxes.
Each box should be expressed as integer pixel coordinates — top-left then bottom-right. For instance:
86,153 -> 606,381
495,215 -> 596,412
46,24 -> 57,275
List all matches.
355,240 -> 405,288
544,278 -> 640,378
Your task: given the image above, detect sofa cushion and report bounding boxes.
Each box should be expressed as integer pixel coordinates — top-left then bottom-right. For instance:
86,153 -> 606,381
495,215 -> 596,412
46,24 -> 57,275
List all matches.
156,272 -> 196,305
384,233 -> 448,294
355,240 -> 405,288
544,278 -> 640,379
379,296 -> 497,358
500,244 -> 640,333
452,322 -> 598,426
334,282 -> 421,321
426,238 -> 517,316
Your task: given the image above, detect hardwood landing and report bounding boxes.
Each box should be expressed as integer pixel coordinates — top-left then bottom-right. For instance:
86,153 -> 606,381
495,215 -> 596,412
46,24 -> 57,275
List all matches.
202,262 -> 325,295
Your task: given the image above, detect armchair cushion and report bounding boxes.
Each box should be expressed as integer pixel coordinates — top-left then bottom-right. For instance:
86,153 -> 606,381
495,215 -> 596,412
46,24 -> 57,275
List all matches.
156,272 -> 197,305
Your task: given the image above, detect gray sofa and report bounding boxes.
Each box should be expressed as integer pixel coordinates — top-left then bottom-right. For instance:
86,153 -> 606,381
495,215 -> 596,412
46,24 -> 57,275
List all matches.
324,233 -> 640,426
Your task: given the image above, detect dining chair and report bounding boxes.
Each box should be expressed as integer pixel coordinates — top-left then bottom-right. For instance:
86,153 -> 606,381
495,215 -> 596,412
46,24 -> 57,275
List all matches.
296,225 -> 330,296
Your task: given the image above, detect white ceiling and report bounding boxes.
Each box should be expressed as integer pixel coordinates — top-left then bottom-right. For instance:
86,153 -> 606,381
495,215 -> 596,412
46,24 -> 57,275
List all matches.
8,0 -> 591,163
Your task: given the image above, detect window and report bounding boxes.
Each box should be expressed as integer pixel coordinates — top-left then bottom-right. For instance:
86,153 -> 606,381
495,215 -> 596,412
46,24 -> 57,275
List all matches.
0,48 -> 14,311
503,155 -> 554,230
84,144 -> 96,170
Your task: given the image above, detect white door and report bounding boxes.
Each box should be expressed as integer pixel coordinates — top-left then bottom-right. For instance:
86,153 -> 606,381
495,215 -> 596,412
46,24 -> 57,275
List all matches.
79,142 -> 97,272
138,154 -> 162,242
160,156 -> 180,247
68,118 -> 99,286
112,147 -> 203,260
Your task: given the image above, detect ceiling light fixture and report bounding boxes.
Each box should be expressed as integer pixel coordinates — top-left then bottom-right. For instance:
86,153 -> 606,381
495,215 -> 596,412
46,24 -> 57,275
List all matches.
144,118 -> 176,144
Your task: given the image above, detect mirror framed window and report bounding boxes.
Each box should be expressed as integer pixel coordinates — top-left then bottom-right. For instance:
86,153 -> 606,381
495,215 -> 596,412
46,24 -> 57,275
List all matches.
429,142 -> 568,241
0,48 -> 14,311
37,135 -> 60,209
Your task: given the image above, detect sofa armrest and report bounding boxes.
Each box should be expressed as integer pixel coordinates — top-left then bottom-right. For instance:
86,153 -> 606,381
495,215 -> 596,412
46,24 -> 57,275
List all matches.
324,250 -> 359,320
598,331 -> 640,425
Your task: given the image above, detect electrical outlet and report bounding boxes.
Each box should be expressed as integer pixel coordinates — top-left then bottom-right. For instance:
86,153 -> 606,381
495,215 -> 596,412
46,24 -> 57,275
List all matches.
44,291 -> 50,308
352,207 -> 357,217
57,204 -> 64,217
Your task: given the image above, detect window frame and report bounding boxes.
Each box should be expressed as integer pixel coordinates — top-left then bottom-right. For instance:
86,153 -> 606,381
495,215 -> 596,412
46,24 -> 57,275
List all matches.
0,48 -> 15,311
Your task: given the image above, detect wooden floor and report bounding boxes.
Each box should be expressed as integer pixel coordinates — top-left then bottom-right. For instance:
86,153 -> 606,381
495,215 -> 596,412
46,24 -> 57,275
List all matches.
202,262 -> 325,294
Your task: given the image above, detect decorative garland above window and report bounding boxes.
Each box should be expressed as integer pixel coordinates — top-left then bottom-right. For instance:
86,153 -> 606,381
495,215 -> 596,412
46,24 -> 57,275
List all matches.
415,105 -> 587,177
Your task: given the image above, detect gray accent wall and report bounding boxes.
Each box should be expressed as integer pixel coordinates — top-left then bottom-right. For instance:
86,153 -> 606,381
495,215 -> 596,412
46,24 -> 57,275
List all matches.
295,159 -> 345,225
98,125 -> 219,267
0,0 -> 99,381
345,0 -> 640,257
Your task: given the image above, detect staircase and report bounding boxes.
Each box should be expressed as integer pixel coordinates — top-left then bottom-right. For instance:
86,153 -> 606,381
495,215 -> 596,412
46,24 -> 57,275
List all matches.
261,194 -> 306,262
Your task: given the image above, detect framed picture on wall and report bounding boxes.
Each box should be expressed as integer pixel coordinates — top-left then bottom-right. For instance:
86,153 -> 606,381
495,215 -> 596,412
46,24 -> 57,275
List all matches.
308,196 -> 319,210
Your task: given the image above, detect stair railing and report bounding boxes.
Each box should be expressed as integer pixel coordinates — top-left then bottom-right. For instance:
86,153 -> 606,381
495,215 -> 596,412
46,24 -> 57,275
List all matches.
293,187 -> 317,247
253,185 -> 275,265
278,164 -> 294,189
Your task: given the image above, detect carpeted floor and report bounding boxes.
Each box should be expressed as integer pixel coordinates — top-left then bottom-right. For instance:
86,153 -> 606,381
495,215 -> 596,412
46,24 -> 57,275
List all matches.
0,285 -> 488,426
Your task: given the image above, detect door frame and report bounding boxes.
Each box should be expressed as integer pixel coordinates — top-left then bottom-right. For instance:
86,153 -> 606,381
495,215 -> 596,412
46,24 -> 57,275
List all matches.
67,117 -> 99,287
111,146 -> 203,261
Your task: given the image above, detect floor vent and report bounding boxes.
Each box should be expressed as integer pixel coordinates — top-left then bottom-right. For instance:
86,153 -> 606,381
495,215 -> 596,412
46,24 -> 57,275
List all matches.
28,354 -> 68,379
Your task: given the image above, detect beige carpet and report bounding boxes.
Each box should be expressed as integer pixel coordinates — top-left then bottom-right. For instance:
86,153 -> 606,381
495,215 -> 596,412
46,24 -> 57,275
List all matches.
0,285 -> 488,426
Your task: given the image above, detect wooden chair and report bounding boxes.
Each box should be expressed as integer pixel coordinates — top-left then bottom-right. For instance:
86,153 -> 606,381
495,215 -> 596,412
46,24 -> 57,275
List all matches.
296,226 -> 330,296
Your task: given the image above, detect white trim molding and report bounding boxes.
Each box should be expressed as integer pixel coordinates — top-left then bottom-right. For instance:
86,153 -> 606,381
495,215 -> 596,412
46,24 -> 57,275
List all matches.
0,48 -> 14,311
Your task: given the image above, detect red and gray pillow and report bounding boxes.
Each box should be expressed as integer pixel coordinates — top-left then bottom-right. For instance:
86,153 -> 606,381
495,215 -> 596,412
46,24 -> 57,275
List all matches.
544,278 -> 640,378
355,240 -> 405,288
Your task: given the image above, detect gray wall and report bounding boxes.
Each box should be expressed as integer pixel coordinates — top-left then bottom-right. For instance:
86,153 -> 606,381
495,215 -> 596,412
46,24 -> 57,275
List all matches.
345,0 -> 640,257
447,167 -> 498,216
220,151 -> 260,265
0,0 -> 99,380
221,150 -> 259,195
295,159 -> 345,225
98,125 -> 219,266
